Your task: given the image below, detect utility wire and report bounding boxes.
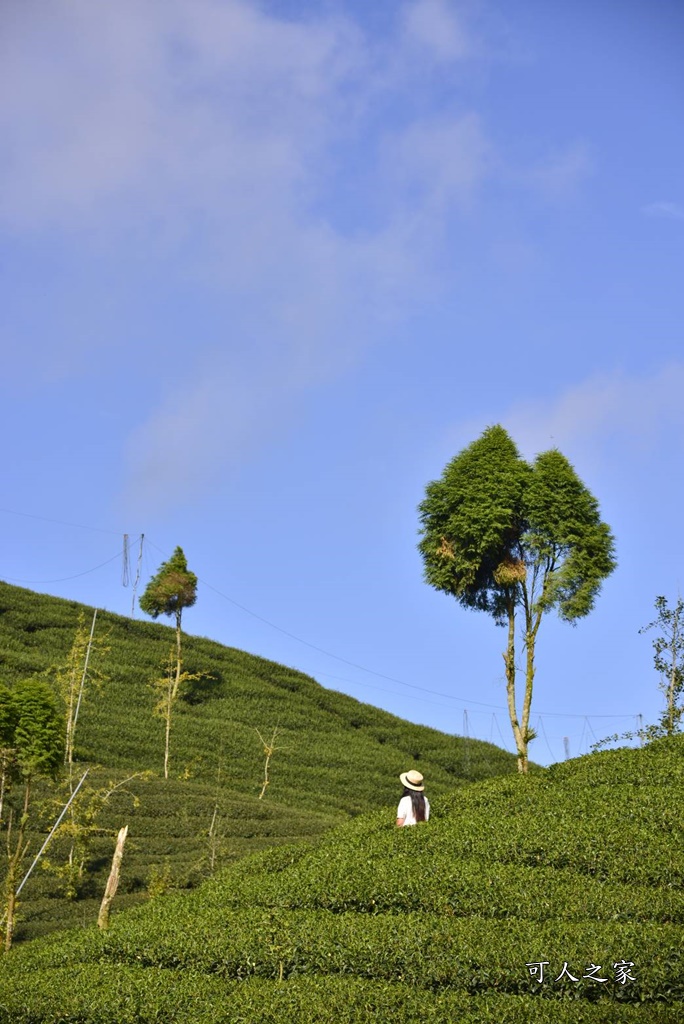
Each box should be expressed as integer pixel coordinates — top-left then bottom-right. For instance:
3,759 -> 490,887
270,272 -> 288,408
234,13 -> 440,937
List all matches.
2,550 -> 123,585
0,506 -> 121,536
187,567 -> 639,718
0,515 -> 640,728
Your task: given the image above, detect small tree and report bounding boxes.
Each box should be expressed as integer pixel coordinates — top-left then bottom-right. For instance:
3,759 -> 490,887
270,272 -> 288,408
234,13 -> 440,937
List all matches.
140,547 -> 197,776
52,610 -> 108,771
418,425 -> 616,773
1,679 -> 64,951
42,772 -> 147,900
593,595 -> 684,752
255,727 -> 286,800
640,595 -> 684,737
150,648 -> 201,780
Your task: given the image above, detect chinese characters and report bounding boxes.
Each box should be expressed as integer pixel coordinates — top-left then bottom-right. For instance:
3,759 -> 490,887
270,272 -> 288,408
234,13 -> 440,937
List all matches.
526,960 -> 636,986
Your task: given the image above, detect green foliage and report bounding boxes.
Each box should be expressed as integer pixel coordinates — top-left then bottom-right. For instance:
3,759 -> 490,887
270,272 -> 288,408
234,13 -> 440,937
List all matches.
0,581 -> 515,944
5,679 -> 64,782
418,425 -> 616,625
418,425 -> 528,622
0,739 -> 681,1021
594,595 -> 684,751
418,426 -> 616,771
524,449 -> 617,621
139,547 -> 197,624
640,595 -> 684,737
0,686 -> 18,746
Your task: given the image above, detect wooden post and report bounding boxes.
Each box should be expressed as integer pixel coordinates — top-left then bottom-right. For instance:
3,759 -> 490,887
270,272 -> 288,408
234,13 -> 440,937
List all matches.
97,825 -> 128,930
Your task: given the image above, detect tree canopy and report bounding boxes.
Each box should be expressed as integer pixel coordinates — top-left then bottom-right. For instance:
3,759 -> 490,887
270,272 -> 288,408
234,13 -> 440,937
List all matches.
139,547 -> 197,628
3,678 -> 64,782
418,425 -> 616,772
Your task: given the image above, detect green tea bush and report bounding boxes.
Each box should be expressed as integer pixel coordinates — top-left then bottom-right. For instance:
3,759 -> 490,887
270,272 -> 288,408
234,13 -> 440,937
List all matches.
1,583 -> 682,1023
0,581 -> 515,941
1,973 -> 682,1024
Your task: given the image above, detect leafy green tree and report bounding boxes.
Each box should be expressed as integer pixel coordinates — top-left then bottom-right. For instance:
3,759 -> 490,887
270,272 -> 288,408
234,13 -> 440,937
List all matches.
139,548 -> 198,778
418,425 -> 616,773
1,679 -> 64,950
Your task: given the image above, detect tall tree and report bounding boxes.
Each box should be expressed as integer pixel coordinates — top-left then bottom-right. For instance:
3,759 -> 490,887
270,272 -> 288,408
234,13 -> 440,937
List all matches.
1,679 -> 64,951
418,425 -> 616,773
139,548 -> 198,778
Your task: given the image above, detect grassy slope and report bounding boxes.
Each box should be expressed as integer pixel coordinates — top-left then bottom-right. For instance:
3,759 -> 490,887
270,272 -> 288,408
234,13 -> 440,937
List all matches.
0,581 -> 515,941
0,737 -> 681,1023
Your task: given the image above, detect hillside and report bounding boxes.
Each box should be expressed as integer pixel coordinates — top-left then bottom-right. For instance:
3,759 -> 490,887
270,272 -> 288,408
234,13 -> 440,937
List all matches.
0,737 -> 681,1022
0,581 -> 515,942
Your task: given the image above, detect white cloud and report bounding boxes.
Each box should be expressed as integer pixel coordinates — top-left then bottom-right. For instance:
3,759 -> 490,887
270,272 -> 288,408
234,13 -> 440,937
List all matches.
641,201 -> 684,222
473,365 -> 684,464
0,0 -> 594,514
383,113 -> 490,215
0,0 -> 358,228
402,0 -> 471,61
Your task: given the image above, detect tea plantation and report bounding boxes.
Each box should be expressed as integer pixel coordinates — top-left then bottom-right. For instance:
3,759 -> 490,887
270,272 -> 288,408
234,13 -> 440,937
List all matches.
0,736 -> 681,1022
0,581 -> 514,942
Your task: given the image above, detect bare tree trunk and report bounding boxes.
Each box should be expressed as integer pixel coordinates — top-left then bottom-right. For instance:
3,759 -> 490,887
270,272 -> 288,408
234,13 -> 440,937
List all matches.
64,671 -> 77,766
72,609 -> 98,745
98,825 -> 129,930
256,728 -> 281,799
519,610 -> 542,776
173,609 -> 183,701
667,611 -> 681,735
502,597 -> 527,773
0,758 -> 7,825
208,804 -> 219,872
164,671 -> 172,781
3,783 -> 30,952
4,886 -> 16,954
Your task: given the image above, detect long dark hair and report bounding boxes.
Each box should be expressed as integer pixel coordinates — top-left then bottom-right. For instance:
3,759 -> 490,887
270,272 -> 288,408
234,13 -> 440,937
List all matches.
402,786 -> 427,823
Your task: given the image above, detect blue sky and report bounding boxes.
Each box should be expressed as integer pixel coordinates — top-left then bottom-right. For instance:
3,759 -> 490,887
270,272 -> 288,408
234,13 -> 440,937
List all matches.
2,0 -> 683,766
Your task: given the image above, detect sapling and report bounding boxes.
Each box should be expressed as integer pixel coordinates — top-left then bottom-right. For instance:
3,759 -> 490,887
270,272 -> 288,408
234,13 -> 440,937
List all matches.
256,727 -> 286,800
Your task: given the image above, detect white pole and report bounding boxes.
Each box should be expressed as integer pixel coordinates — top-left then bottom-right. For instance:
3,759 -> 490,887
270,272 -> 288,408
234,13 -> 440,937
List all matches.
16,769 -> 90,896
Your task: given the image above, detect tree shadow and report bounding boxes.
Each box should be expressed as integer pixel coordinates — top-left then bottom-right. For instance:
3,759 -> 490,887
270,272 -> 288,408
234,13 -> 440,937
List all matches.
181,668 -> 223,705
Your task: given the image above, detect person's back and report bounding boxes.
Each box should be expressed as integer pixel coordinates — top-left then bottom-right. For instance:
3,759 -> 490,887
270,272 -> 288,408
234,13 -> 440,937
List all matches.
396,770 -> 429,826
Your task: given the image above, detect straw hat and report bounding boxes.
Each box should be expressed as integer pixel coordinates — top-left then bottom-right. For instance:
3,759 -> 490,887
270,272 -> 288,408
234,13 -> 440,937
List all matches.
400,770 -> 424,792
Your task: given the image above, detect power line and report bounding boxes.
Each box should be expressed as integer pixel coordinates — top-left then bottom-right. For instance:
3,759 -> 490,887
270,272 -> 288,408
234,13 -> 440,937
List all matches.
2,550 -> 124,585
2,517 -> 640,729
538,715 -> 557,762
188,568 -> 639,718
0,506 -> 121,536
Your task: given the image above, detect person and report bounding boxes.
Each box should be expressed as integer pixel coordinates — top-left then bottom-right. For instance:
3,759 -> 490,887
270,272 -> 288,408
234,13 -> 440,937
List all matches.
396,769 -> 430,826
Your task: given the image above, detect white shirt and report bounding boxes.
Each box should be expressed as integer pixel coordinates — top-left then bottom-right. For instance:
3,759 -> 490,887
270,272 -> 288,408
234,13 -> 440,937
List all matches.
396,793 -> 430,826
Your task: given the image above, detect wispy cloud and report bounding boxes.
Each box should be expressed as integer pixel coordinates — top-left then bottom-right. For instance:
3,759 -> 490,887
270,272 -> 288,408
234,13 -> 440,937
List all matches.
527,141 -> 593,200
382,113 -> 490,215
641,201 -> 684,222
1,0 -> 591,515
460,365 -> 684,466
401,0 -> 471,61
